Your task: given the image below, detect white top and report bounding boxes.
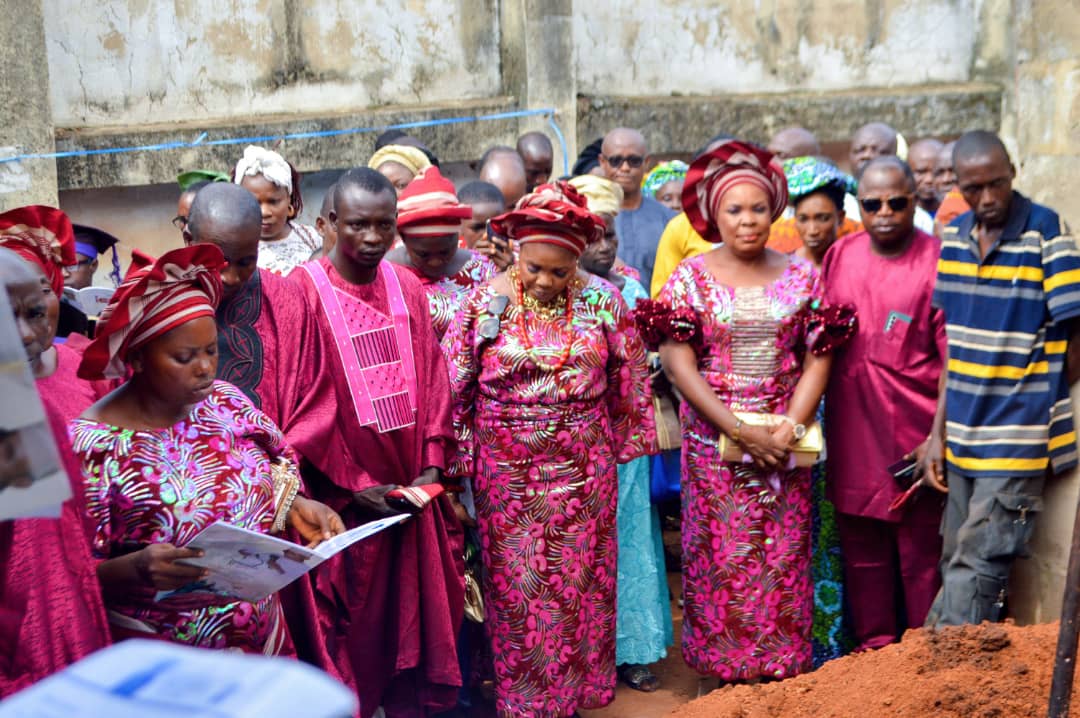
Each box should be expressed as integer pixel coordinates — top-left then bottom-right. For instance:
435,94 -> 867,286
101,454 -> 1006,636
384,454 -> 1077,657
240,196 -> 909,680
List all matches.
257,223 -> 320,276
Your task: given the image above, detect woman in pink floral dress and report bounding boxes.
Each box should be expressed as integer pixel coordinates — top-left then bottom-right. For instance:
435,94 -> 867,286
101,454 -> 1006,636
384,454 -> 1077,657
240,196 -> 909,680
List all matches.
641,142 -> 854,684
442,183 -> 654,717
386,166 -> 498,341
70,245 -> 342,653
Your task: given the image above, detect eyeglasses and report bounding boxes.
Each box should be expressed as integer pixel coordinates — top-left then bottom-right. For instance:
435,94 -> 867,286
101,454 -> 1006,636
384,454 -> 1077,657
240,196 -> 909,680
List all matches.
172,215 -> 188,230
858,196 -> 912,214
63,259 -> 94,270
602,154 -> 645,169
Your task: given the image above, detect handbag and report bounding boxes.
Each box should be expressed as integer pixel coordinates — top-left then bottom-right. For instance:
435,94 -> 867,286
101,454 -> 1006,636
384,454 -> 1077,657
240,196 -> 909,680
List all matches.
649,362 -> 684,503
462,534 -> 484,623
716,412 -> 824,467
651,368 -> 683,452
463,568 -> 484,623
650,450 -> 682,503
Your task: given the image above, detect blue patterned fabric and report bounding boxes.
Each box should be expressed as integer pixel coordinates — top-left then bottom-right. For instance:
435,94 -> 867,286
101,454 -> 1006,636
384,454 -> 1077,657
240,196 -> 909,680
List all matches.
810,404 -> 854,666
615,275 -> 674,665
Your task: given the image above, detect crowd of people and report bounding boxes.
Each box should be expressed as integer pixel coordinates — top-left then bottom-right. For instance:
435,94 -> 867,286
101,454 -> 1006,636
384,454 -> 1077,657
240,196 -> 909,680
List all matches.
1,116 -> 1077,718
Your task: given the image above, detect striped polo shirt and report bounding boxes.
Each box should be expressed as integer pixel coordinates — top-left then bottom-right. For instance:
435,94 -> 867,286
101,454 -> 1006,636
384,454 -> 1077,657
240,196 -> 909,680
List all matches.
933,192 -> 1080,478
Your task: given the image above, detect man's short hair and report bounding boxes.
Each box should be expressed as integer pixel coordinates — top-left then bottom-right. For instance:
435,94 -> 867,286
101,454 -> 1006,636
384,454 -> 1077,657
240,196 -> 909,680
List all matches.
479,145 -> 520,167
333,168 -> 396,211
187,183 -> 262,238
953,130 -> 1011,167
458,181 -> 505,206
856,155 -> 917,193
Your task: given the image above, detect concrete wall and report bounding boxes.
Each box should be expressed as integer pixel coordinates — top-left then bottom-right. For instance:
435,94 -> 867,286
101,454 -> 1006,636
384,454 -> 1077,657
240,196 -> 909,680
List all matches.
576,0 -> 979,96
13,0 -> 1080,229
1008,0 -> 1080,230
1004,0 -> 1080,626
43,0 -> 502,128
0,0 -> 57,209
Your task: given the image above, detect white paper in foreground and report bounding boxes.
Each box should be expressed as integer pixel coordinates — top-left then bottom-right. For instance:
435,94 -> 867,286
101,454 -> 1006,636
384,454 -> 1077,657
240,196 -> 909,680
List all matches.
0,639 -> 358,718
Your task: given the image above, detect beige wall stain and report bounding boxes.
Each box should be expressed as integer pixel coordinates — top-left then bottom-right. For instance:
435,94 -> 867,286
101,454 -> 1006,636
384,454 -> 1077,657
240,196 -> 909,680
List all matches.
44,0 -> 500,127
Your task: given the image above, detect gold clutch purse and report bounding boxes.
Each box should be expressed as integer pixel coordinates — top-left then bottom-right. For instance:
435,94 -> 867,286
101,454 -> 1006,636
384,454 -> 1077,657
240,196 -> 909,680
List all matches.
716,413 -> 824,467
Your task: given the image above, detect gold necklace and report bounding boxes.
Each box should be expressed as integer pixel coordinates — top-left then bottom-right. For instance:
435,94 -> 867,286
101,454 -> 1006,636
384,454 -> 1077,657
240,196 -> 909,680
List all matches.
510,266 -> 568,321
521,292 -> 566,320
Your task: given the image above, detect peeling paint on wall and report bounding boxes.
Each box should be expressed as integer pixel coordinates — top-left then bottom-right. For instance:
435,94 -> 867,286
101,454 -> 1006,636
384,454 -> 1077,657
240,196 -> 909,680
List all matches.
0,151 -> 32,194
575,0 -> 978,95
43,0 -> 502,127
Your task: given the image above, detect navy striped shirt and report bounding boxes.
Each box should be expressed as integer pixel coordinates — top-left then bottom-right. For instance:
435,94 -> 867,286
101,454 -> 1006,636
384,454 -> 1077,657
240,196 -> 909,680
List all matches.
932,192 -> 1080,478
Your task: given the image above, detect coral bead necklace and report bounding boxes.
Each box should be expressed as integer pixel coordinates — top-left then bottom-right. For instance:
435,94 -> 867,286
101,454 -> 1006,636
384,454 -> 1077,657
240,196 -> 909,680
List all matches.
511,265 -> 576,372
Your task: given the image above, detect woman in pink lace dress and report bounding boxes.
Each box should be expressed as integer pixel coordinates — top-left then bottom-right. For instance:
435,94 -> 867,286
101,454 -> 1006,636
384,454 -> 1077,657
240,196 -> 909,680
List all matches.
443,183 -> 654,717
642,142 -> 853,684
386,166 -> 498,341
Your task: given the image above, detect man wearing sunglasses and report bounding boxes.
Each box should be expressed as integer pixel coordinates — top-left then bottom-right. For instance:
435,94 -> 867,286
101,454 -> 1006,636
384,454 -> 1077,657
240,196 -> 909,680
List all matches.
599,127 -> 675,292
926,130 -> 1080,628
823,155 -> 947,651
845,122 -> 935,235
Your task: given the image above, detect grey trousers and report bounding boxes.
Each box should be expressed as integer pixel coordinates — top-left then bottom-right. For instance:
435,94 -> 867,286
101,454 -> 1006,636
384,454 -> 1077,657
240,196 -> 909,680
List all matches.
925,473 -> 1045,628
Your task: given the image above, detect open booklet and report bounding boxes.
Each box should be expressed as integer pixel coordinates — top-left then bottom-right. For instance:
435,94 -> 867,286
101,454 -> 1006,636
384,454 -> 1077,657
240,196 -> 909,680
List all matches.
63,285 -> 114,318
156,513 -> 410,603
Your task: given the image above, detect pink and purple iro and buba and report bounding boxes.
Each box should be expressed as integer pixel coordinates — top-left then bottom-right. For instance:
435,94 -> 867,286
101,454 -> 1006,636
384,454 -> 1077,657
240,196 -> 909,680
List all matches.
69,381 -> 293,654
646,254 -> 853,681
443,274 -> 655,717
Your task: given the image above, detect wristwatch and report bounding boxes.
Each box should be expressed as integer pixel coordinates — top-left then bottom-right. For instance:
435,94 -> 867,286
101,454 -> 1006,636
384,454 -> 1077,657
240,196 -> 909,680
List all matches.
780,415 -> 807,440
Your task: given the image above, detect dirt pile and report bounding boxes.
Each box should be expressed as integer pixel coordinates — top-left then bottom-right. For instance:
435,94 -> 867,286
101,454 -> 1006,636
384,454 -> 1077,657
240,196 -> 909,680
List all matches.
670,621 -> 1072,718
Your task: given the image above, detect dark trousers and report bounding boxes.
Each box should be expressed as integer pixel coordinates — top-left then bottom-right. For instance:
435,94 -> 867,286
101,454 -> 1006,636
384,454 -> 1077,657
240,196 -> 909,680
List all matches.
837,496 -> 943,650
926,473 -> 1045,627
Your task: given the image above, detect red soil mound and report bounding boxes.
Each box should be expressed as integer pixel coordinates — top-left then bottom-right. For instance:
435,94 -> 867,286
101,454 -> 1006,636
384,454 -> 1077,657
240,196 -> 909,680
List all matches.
670,621 -> 1071,718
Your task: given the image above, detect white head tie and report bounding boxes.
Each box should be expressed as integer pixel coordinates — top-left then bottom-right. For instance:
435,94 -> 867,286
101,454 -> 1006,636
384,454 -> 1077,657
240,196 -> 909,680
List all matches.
234,145 -> 293,194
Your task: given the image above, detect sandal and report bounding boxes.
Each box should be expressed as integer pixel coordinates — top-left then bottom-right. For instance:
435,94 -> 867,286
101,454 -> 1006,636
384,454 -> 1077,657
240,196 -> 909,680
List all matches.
620,663 -> 660,692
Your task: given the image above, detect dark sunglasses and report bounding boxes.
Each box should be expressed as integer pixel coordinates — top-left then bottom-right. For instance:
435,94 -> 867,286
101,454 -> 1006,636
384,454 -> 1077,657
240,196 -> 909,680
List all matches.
859,196 -> 911,214
603,154 -> 645,169
172,215 -> 189,230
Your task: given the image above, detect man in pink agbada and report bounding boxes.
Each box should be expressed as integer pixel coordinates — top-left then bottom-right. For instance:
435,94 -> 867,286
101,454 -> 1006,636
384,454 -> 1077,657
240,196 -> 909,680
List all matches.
289,168 -> 464,718
182,182 -> 351,688
823,156 -> 947,650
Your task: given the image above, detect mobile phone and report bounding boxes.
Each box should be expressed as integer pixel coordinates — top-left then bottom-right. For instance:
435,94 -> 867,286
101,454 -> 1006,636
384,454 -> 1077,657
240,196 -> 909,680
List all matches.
887,457 -> 918,489
485,222 -> 508,252
887,457 -> 917,478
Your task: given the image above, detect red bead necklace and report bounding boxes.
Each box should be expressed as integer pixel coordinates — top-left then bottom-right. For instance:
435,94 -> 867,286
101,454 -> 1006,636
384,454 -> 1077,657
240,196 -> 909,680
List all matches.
513,268 -> 576,372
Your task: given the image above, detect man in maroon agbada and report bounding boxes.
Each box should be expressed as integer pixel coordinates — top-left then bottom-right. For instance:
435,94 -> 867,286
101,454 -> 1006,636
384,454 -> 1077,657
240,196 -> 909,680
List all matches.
823,157 -> 946,650
0,249 -> 110,696
289,168 -> 464,718
182,183 -> 352,687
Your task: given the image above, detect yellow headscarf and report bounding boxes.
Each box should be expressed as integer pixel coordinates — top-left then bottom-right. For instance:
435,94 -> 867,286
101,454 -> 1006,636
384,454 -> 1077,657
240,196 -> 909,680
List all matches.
367,144 -> 432,176
567,174 -> 624,217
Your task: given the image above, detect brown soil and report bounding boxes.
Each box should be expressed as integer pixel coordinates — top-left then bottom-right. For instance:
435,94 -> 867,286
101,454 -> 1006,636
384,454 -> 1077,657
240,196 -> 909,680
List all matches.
670,621 -> 1072,718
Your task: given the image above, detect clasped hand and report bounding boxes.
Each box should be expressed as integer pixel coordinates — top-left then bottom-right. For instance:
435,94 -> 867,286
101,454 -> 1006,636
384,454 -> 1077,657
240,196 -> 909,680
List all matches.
737,422 -> 793,469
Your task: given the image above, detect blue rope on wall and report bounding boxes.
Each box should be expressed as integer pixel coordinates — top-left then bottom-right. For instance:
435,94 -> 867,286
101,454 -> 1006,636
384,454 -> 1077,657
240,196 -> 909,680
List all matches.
0,107 -> 571,175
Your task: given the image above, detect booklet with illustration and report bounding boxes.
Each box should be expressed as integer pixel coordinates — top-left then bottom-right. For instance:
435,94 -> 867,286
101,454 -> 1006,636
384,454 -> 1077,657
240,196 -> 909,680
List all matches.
156,513 -> 410,603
